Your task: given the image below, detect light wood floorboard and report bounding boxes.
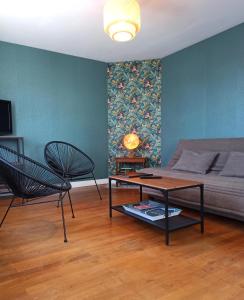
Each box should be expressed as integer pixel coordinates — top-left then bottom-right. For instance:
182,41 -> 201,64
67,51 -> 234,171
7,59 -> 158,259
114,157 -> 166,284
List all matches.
0,185 -> 243,300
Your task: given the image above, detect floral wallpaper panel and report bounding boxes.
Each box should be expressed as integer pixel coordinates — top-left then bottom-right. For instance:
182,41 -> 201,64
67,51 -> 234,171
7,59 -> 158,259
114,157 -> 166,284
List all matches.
107,59 -> 161,175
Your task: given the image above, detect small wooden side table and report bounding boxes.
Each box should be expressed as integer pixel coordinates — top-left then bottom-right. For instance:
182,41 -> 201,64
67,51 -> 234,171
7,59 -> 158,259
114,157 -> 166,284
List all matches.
115,157 -> 147,175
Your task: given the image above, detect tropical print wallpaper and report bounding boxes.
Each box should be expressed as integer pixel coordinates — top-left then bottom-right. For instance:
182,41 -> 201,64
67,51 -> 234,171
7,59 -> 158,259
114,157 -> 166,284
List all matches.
107,59 -> 162,175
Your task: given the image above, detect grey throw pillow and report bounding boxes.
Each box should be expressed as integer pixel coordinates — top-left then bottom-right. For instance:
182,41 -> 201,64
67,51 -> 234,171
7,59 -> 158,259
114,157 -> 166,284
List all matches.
172,150 -> 218,174
220,152 -> 244,177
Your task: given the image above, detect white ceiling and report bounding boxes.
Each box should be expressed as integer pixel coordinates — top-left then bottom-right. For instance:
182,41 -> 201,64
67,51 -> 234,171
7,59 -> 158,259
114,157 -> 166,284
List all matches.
0,0 -> 243,63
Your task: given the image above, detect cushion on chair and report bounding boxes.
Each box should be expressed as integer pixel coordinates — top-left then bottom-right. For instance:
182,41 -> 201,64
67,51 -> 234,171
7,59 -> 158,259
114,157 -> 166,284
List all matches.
172,150 -> 218,174
220,152 -> 244,178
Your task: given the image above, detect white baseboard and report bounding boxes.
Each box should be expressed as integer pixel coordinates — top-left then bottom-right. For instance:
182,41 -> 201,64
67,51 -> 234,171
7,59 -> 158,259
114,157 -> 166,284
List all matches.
71,178 -> 108,188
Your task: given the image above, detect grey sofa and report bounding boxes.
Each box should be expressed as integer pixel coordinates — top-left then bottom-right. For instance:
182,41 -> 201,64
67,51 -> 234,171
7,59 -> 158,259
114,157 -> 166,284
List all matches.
141,138 -> 244,222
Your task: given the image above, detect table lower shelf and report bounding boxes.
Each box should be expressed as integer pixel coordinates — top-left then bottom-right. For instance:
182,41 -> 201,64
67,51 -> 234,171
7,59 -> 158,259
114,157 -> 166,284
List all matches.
112,205 -> 201,232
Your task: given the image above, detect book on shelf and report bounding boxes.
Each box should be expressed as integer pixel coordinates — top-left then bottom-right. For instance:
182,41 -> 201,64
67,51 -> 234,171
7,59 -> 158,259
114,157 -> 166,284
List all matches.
119,167 -> 133,175
121,171 -> 153,178
122,200 -> 182,221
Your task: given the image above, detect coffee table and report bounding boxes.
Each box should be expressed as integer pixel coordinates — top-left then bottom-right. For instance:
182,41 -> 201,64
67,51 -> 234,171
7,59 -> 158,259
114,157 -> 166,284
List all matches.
109,175 -> 204,245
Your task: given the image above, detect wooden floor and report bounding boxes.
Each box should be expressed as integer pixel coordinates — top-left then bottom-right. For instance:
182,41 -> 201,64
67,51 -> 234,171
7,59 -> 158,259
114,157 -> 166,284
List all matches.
0,185 -> 244,300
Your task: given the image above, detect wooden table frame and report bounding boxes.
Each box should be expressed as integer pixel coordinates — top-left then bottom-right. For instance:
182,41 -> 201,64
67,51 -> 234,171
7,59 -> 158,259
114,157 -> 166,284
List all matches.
109,176 -> 204,246
0,136 -> 24,197
0,136 -> 24,155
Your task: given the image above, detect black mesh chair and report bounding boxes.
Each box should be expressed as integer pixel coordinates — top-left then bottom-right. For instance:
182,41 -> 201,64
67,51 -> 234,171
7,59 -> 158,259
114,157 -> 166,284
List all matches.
44,141 -> 102,201
0,145 -> 74,242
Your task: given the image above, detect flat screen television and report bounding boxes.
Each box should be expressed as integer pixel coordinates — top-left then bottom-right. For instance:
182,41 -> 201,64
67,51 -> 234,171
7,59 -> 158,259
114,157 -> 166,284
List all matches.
0,100 -> 12,135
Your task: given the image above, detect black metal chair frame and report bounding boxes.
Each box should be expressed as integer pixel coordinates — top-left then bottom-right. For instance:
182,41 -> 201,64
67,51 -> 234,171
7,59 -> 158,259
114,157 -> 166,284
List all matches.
44,141 -> 102,200
0,145 -> 75,242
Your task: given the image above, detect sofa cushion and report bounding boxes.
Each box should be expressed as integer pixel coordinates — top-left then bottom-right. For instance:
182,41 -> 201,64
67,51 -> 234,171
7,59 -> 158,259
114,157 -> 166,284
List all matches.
139,167 -> 244,221
210,151 -> 229,172
166,138 -> 244,172
167,149 -> 228,173
172,150 -> 218,174
220,152 -> 244,178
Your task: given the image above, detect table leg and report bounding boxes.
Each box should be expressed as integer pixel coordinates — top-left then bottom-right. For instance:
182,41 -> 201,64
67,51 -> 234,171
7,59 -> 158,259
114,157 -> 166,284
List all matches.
200,185 -> 204,234
109,178 -> 112,218
21,138 -> 24,155
16,139 -> 20,155
140,185 -> 142,202
164,190 -> 170,245
116,162 -> 119,187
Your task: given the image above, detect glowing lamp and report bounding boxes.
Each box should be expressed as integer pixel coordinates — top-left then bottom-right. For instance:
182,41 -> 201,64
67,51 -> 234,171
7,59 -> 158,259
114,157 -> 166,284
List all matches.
123,133 -> 140,157
103,0 -> 141,42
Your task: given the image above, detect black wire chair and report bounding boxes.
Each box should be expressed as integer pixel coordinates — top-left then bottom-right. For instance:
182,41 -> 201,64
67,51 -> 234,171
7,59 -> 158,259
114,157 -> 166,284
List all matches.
0,145 -> 74,242
44,141 -> 102,201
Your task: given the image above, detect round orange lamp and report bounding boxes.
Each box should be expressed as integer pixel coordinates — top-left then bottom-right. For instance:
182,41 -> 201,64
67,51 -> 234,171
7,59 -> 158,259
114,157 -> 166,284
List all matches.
123,133 -> 140,157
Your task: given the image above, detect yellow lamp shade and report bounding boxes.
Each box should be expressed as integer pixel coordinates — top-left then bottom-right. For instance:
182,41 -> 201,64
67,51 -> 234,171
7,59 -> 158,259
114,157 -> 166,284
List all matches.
123,133 -> 140,150
104,0 -> 141,42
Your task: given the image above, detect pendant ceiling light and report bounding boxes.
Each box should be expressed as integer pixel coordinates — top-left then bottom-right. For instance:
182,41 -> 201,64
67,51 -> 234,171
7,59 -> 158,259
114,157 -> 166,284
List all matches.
104,0 -> 141,42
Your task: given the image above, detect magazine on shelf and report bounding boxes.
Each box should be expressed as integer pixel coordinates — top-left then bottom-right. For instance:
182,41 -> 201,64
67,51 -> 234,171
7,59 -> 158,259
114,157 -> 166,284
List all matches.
122,200 -> 182,221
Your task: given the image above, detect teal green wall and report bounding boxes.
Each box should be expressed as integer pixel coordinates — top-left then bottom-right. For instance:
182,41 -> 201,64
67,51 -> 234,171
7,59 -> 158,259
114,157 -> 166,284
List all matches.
0,42 -> 107,178
161,23 -> 244,164
1,23 -> 243,175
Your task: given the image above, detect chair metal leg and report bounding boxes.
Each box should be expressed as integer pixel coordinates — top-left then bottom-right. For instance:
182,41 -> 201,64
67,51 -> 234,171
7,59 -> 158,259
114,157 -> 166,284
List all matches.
0,196 -> 15,228
60,193 -> 68,243
57,193 -> 61,208
92,172 -> 102,200
68,190 -> 75,218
